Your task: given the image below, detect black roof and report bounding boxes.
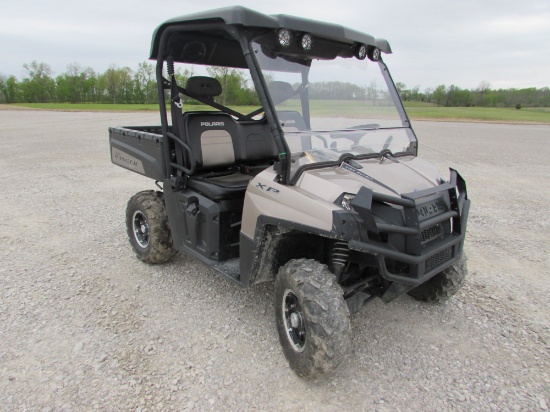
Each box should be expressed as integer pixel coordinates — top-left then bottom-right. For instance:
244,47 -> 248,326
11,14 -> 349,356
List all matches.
150,6 -> 391,60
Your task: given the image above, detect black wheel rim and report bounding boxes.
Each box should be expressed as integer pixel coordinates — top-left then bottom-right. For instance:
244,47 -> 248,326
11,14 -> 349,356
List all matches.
132,210 -> 149,248
282,289 -> 306,352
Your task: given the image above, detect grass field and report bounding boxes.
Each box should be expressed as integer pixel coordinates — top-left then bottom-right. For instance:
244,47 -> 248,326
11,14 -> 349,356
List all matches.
404,103 -> 550,123
5,102 -> 550,124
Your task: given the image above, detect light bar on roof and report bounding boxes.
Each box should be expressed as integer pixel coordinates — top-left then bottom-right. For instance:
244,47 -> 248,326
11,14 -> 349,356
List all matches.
278,29 -> 293,47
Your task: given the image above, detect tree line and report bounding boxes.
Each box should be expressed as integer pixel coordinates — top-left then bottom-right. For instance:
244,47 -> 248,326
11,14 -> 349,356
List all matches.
1,61 -> 548,108
0,61 -> 261,106
395,82 -> 550,108
0,61 -> 158,105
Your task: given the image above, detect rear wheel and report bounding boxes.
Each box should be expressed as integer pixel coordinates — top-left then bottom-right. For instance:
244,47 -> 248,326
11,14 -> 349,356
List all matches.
408,254 -> 468,303
275,259 -> 351,380
125,190 -> 177,264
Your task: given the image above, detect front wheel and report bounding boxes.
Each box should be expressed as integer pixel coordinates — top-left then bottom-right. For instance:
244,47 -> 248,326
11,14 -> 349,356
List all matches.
125,190 -> 177,264
275,259 -> 351,380
407,254 -> 468,303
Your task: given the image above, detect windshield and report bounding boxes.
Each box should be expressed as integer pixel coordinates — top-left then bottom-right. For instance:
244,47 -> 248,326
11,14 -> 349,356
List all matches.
252,41 -> 417,180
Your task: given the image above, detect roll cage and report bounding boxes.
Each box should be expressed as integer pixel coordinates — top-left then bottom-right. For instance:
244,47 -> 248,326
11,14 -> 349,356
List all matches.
151,6 -> 403,185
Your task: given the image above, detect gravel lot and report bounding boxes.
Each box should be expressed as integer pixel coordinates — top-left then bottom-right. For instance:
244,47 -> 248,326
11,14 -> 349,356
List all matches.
0,110 -> 549,411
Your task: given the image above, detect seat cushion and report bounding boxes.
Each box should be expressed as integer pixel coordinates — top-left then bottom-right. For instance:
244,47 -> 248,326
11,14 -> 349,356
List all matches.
187,172 -> 252,200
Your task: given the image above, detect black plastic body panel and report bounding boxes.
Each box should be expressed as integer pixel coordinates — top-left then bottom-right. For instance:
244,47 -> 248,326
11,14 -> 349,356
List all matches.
239,216 -> 334,287
109,126 -> 167,181
163,181 -> 243,262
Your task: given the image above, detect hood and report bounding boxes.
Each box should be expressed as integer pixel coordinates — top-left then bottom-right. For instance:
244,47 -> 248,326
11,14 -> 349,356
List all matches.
295,155 -> 442,203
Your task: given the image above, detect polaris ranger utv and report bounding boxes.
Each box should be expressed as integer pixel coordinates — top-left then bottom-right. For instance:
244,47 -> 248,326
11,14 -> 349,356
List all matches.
109,6 -> 470,379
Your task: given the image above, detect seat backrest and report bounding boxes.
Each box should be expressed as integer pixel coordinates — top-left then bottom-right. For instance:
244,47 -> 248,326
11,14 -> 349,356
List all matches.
276,111 -> 309,152
277,110 -> 307,131
183,112 -> 278,171
234,118 -> 278,163
183,112 -> 238,169
180,76 -> 278,171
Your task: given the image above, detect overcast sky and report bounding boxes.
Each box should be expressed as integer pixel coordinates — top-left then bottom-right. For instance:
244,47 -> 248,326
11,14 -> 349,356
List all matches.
1,0 -> 548,90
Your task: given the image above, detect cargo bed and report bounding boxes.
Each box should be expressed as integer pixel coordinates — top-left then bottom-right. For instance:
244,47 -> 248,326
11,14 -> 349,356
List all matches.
109,126 -> 168,180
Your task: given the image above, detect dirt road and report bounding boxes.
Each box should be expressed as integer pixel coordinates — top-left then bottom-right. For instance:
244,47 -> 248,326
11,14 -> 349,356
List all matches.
0,110 -> 548,411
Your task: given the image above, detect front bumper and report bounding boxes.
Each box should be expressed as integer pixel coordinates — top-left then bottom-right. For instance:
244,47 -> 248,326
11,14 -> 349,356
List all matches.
336,169 -> 469,286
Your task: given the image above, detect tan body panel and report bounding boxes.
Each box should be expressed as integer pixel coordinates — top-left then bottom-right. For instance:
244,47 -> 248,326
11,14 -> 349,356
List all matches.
242,156 -> 442,239
295,155 -> 441,200
241,168 -> 341,238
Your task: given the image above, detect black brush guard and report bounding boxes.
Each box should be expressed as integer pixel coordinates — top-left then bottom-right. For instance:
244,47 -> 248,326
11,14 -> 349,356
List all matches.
347,169 -> 469,286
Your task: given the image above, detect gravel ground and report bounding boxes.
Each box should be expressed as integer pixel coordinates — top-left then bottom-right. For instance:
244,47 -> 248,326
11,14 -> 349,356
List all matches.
0,110 -> 548,411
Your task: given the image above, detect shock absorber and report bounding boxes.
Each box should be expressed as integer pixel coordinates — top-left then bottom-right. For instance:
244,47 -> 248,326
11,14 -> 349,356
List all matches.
166,56 -> 181,109
331,240 -> 350,278
166,56 -> 175,77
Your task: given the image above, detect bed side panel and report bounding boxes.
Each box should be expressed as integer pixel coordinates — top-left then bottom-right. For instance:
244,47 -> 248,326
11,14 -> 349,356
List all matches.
109,126 -> 166,180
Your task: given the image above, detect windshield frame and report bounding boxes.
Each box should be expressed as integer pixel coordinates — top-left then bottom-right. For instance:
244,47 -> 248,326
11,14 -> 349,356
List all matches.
247,35 -> 417,185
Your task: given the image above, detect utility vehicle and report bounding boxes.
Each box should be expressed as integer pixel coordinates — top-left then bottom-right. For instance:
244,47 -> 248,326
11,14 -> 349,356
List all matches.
109,6 -> 470,379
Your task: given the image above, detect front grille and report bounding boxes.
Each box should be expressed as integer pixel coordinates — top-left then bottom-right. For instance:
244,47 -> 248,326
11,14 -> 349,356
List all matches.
421,223 -> 443,244
425,247 -> 452,271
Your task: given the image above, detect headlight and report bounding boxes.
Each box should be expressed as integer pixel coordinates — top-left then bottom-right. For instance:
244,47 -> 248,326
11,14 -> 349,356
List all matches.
341,193 -> 356,211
